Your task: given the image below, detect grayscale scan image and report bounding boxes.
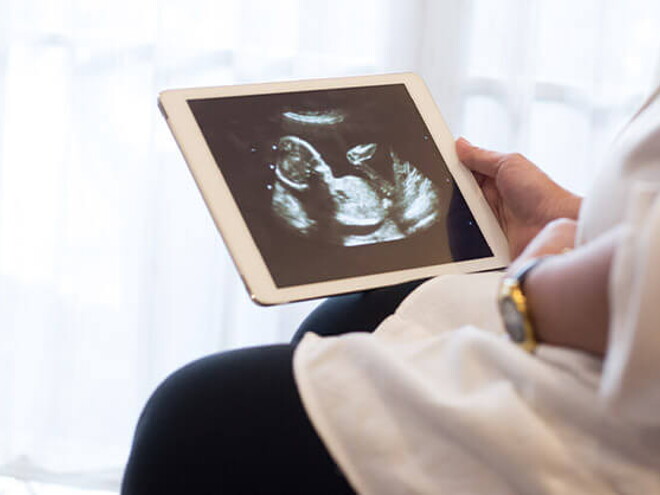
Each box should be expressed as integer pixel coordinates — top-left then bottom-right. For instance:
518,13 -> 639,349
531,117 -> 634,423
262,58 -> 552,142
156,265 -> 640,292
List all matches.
271,113 -> 440,247
188,84 -> 492,287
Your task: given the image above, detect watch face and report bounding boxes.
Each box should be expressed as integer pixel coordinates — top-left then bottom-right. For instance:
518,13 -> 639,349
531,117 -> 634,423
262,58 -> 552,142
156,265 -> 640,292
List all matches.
501,297 -> 525,342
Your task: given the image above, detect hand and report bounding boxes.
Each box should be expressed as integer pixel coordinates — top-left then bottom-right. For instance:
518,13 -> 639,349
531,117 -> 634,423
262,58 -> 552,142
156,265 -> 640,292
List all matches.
456,138 -> 582,258
506,218 -> 577,276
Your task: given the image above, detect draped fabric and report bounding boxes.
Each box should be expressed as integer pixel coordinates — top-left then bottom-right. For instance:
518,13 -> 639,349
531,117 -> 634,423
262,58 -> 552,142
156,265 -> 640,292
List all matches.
0,0 -> 658,492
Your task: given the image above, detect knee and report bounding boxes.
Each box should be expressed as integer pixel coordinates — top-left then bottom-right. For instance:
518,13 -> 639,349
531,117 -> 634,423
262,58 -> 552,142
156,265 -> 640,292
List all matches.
121,346 -> 296,494
121,355 -> 229,494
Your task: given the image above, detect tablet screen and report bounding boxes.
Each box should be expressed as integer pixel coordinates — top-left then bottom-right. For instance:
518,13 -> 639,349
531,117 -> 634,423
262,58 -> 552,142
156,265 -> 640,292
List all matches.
187,84 -> 492,288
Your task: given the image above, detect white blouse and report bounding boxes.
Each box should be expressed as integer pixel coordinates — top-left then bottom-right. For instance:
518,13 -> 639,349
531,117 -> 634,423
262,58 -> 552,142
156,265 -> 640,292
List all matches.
293,86 -> 660,494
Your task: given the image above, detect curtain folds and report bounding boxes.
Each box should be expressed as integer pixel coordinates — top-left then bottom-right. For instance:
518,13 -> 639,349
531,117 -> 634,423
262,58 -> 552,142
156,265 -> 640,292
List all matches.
0,0 -> 658,491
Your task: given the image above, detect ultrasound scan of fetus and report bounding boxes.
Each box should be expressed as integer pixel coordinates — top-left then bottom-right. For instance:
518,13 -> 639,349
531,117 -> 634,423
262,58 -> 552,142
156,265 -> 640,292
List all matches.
186,84 -> 488,287
270,109 -> 441,247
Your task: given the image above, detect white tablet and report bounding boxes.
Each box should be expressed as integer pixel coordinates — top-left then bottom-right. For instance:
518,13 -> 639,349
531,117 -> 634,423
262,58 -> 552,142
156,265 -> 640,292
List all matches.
158,73 -> 509,305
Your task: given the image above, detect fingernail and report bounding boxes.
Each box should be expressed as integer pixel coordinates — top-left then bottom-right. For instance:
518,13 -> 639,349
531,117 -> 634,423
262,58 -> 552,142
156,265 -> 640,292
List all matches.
458,137 -> 472,146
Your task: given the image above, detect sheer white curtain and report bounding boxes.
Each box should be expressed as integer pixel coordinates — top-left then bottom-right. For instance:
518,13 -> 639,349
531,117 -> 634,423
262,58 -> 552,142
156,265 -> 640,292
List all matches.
459,0 -> 660,195
0,0 -> 658,493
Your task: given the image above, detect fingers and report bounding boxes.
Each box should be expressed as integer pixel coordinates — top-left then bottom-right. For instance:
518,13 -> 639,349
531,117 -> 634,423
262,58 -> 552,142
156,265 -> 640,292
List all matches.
455,137 -> 507,178
541,218 -> 579,241
481,181 -> 501,213
472,171 -> 487,187
517,218 -> 578,261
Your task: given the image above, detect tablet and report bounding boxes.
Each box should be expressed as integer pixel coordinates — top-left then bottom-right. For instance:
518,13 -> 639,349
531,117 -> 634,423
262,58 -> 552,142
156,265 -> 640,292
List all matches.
158,73 -> 509,305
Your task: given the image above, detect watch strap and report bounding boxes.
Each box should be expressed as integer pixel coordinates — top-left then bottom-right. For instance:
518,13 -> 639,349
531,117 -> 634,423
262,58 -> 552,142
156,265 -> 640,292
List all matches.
512,256 -> 550,289
501,256 -> 550,353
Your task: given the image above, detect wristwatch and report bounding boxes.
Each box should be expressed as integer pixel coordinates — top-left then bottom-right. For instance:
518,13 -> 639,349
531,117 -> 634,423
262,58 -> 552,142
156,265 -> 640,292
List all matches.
498,257 -> 549,353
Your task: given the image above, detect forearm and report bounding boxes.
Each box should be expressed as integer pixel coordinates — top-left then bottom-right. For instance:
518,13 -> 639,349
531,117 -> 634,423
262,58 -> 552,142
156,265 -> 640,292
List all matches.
518,228 -> 621,357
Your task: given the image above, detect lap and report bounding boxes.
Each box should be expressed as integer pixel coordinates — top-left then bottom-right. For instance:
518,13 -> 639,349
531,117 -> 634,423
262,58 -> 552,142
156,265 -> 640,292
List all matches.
121,345 -> 355,495
123,281 -> 425,494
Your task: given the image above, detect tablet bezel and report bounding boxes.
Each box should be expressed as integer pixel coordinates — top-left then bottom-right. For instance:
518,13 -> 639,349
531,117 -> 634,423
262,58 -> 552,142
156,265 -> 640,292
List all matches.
158,73 -> 509,305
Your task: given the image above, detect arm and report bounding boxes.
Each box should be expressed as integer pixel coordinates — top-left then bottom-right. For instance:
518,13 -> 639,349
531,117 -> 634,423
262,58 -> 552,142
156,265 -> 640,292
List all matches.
507,219 -> 620,357
456,138 -> 614,356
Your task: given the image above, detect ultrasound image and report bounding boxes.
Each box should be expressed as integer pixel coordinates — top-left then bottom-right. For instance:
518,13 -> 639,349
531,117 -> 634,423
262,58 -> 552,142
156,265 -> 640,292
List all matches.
271,111 -> 440,246
187,84 -> 492,287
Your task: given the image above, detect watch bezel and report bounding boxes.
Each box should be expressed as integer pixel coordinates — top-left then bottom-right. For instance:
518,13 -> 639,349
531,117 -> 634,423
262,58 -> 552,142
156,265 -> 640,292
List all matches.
498,258 -> 548,353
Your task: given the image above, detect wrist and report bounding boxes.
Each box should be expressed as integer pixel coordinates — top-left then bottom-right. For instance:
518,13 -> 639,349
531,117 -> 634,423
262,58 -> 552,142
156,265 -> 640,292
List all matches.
546,191 -> 582,222
498,256 -> 553,352
521,255 -> 564,347
522,247 -> 609,356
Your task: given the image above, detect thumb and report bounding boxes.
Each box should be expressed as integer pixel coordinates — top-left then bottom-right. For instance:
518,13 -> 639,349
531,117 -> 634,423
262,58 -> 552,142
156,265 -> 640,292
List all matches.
456,138 -> 506,178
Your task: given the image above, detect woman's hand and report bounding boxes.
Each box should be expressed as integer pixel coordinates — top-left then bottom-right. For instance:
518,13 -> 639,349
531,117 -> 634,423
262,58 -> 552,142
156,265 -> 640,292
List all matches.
456,138 -> 582,258
456,138 -> 616,356
506,218 -> 577,275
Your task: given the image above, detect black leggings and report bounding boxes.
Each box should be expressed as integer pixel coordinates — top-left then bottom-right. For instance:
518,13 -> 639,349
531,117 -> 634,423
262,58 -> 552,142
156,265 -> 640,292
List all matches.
121,280 -> 424,495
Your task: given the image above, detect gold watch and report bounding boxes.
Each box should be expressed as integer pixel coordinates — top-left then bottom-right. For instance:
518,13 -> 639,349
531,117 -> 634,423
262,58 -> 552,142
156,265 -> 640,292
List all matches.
498,257 -> 549,353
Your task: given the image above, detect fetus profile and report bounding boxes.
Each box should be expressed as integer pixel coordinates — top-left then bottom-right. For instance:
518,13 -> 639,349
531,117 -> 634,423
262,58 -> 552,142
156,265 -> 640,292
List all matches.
270,109 -> 440,247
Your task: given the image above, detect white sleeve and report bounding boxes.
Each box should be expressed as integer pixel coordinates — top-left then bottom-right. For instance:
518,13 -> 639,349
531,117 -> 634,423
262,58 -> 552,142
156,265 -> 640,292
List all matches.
600,181 -> 660,425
